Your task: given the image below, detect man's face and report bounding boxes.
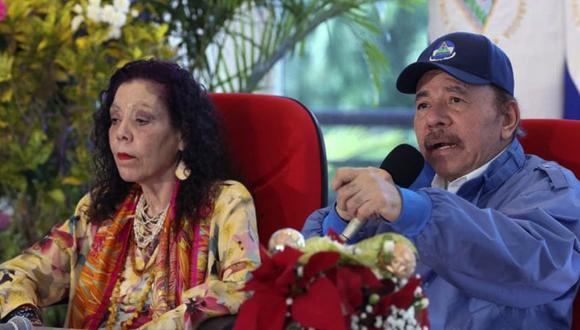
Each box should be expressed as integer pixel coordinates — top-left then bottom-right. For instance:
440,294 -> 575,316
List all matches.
414,70 -> 510,181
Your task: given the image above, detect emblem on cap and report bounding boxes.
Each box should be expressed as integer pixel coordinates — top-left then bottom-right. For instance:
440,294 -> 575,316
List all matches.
429,40 -> 456,61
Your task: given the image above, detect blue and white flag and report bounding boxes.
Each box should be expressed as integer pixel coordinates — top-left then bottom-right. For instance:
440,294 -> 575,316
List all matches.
564,0 -> 580,119
429,0 -> 579,119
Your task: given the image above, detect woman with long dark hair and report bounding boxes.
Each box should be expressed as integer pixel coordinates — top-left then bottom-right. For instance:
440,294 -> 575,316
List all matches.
0,59 -> 260,329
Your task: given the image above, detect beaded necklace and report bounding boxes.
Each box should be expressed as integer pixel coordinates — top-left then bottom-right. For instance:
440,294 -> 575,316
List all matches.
105,239 -> 155,330
133,194 -> 169,250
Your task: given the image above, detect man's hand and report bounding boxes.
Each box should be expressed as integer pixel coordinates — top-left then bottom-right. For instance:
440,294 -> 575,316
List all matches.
333,167 -> 402,222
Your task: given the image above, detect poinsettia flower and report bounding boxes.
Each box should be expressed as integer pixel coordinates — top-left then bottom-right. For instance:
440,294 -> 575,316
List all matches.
235,289 -> 287,329
376,275 -> 422,314
235,246 -> 304,330
242,246 -> 303,294
236,232 -> 429,330
291,275 -> 346,330
331,265 -> 383,315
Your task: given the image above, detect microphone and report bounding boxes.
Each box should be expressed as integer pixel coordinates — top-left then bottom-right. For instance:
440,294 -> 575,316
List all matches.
0,316 -> 34,330
340,144 -> 424,241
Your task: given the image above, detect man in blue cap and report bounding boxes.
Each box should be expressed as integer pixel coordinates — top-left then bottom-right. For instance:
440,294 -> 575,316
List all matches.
303,32 -> 580,329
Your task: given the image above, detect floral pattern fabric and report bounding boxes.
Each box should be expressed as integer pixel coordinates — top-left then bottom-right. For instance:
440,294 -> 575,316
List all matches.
0,180 -> 260,329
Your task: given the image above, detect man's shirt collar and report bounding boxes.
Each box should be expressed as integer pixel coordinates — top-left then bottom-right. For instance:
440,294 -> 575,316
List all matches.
431,145 -> 509,194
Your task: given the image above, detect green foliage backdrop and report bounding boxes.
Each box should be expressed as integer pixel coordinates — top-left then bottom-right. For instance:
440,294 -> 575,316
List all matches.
0,0 -> 173,259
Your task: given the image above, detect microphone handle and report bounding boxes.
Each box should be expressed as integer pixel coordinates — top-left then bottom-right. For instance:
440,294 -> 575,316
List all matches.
0,316 -> 34,330
340,217 -> 366,241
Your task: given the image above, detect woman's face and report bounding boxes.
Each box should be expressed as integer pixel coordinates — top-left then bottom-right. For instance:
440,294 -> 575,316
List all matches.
109,79 -> 183,187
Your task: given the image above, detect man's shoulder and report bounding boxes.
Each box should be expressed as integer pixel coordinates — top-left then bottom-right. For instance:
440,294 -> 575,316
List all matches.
521,154 -> 580,190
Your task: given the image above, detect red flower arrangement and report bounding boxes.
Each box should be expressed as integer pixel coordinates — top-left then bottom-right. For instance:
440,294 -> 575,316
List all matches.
235,230 -> 429,330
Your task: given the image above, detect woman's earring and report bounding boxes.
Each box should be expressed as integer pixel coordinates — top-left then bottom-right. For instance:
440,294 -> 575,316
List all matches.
175,160 -> 190,180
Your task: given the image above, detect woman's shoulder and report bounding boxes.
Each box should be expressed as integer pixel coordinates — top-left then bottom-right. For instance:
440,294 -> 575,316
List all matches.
74,193 -> 92,216
215,180 -> 253,200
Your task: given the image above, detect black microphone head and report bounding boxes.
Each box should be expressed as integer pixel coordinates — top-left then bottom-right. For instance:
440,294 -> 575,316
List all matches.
379,144 -> 424,188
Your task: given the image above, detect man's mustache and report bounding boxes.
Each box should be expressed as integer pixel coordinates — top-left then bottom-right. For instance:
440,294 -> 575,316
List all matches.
424,130 -> 462,149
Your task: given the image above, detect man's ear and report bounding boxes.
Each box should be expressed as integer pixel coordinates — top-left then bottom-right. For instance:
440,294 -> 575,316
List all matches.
501,100 -> 520,140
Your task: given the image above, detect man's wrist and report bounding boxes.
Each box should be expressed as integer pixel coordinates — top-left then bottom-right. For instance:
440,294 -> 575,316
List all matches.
322,203 -> 350,235
390,188 -> 432,237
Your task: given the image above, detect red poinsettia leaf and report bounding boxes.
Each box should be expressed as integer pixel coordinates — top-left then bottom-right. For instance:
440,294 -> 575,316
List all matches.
248,262 -> 275,281
327,228 -> 346,243
234,291 -> 287,330
391,278 -> 420,309
241,275 -> 278,293
333,267 -> 363,313
377,291 -> 394,315
292,276 -> 347,330
418,306 -> 430,327
303,251 -> 340,279
350,265 -> 383,289
274,264 -> 296,289
244,247 -> 304,294
259,244 -> 271,261
379,278 -> 396,293
272,246 -> 303,266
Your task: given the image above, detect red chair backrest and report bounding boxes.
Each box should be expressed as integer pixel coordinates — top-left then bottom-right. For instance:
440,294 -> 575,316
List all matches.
519,119 -> 580,178
519,119 -> 580,329
210,93 -> 328,245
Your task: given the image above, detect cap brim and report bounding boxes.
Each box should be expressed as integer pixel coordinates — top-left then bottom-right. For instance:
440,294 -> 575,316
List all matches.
396,62 -> 490,94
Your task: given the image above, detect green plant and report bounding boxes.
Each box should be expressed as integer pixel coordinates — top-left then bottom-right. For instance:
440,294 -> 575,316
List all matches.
0,0 -> 173,259
141,0 -> 397,93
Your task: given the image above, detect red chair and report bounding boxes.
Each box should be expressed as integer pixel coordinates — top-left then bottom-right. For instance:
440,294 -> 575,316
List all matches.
210,93 -> 328,245
519,119 -> 580,179
519,119 -> 580,329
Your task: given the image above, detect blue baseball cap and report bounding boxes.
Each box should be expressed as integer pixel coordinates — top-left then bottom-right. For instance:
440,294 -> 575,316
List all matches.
396,32 -> 514,96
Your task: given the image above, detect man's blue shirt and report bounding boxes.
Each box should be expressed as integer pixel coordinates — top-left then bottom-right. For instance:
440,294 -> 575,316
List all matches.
302,139 -> 580,329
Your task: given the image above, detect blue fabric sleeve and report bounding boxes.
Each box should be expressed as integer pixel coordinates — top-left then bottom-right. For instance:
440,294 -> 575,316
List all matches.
301,207 -> 331,239
321,204 -> 349,235
390,188 -> 432,238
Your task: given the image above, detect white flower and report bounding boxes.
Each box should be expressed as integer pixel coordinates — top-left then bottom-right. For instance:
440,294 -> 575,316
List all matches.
131,9 -> 139,17
113,0 -> 130,14
101,4 -> 126,28
413,286 -> 422,296
383,240 -> 395,253
106,26 -> 122,40
403,306 -> 415,320
86,1 -> 102,22
73,4 -> 83,14
71,15 -> 84,32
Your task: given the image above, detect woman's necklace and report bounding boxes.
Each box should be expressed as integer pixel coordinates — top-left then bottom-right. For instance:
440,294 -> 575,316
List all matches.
106,234 -> 156,330
105,270 -> 155,330
133,195 -> 168,251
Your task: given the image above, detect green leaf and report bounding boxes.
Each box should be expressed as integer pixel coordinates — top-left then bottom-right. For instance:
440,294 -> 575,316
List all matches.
48,188 -> 66,204
0,53 -> 14,82
361,39 -> 389,104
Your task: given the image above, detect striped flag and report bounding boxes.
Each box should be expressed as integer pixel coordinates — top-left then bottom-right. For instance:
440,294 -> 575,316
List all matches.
564,0 -> 580,119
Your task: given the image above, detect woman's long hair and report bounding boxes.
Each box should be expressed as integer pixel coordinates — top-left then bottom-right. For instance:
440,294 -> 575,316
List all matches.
88,59 -> 229,223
